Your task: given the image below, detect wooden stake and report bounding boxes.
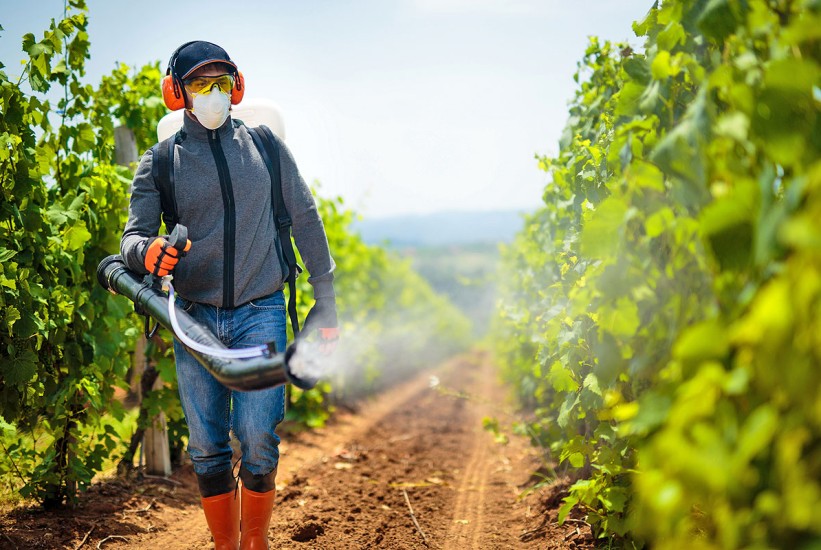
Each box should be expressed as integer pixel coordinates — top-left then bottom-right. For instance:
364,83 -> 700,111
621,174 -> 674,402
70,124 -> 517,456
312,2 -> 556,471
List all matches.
143,376 -> 171,476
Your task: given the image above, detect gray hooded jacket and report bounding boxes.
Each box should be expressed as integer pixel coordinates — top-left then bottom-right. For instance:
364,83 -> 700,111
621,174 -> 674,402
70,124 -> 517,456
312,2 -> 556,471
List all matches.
120,112 -> 335,308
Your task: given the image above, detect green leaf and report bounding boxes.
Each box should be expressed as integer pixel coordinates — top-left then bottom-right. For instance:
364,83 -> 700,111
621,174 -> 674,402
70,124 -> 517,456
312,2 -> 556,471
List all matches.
2,349 -> 38,385
68,193 -> 86,213
1,276 -> 17,291
47,27 -> 64,54
599,487 -> 629,513
31,53 -> 49,77
651,50 -> 679,80
593,333 -> 623,386
673,320 -> 728,363
626,160 -> 665,192
752,59 -> 819,166
632,5 -> 657,36
558,394 -> 580,429
651,88 -> 710,206
624,56 -> 651,85
46,206 -> 68,226
21,33 -> 38,56
5,306 -> 21,333
28,68 -> 50,93
646,207 -> 674,238
780,214 -> 821,250
714,112 -> 749,141
69,11 -> 87,26
700,180 -> 756,269
697,0 -> 739,42
548,361 -> 579,393
656,21 -> 686,50
735,405 -> 778,464
731,280 -> 793,345
620,391 -> 672,436
0,248 -> 18,262
74,123 -> 96,152
639,80 -> 661,113
599,298 -> 640,338
582,373 -> 602,396
568,452 -> 585,468
615,81 -> 646,118
14,310 -> 44,339
63,221 -> 91,251
51,58 -> 68,77
557,495 -> 579,524
581,197 -> 628,259
58,18 -> 75,34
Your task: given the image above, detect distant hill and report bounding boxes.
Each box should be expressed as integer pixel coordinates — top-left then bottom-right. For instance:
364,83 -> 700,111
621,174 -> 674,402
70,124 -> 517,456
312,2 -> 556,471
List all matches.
352,209 -> 529,247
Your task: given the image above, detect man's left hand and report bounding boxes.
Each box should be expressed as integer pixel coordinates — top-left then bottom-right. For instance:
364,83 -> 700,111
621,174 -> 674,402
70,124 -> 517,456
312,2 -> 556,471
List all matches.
302,297 -> 339,355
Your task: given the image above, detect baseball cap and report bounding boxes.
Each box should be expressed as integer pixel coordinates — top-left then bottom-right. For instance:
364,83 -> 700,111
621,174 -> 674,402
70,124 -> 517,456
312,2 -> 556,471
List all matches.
171,41 -> 238,80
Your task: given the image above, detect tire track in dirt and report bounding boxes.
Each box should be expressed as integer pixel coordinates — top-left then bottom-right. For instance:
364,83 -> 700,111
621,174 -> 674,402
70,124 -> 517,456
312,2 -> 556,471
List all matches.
444,353 -> 499,549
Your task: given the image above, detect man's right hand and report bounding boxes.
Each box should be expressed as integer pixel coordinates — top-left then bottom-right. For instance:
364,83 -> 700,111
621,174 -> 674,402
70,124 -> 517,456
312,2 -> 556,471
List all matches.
143,236 -> 191,277
302,297 -> 339,355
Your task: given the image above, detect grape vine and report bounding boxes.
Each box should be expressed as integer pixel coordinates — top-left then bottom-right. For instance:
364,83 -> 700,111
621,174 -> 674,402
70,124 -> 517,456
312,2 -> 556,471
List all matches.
497,0 -> 820,546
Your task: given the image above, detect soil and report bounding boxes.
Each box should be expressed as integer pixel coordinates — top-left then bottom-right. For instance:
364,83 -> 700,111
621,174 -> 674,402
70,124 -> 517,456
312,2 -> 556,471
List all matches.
0,351 -> 594,549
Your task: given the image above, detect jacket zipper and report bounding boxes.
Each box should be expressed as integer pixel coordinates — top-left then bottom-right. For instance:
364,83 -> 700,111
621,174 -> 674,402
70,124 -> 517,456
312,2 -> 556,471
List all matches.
208,129 -> 236,309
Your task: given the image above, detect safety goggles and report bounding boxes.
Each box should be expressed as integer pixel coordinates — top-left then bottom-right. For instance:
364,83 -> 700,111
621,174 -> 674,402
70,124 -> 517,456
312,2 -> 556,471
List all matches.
183,74 -> 234,95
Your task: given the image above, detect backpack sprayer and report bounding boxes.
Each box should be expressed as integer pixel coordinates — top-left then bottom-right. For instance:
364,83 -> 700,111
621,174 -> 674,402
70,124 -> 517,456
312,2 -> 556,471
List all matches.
96,224 -> 317,392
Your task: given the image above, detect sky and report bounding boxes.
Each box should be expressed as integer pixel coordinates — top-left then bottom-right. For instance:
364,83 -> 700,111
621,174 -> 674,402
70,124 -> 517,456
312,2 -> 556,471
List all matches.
1,0 -> 651,219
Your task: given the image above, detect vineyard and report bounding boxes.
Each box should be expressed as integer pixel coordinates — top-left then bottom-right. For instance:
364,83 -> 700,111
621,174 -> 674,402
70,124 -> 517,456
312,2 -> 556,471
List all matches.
496,0 -> 821,547
0,0 -> 469,512
1,0 -> 820,548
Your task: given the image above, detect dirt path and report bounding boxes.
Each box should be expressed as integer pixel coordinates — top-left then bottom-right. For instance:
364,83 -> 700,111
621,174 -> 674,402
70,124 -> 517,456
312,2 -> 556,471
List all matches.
0,351 -> 593,549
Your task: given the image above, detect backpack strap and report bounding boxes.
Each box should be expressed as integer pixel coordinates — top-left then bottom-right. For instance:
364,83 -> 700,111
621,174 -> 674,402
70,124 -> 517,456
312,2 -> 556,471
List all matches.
247,125 -> 302,337
151,131 -> 183,233
144,131 -> 181,337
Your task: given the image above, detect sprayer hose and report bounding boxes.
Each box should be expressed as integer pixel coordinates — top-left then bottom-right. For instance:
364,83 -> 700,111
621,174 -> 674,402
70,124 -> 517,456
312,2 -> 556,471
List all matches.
166,282 -> 271,359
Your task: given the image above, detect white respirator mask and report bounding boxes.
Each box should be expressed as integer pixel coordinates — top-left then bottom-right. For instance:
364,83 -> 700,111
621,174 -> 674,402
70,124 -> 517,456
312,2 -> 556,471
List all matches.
190,87 -> 231,130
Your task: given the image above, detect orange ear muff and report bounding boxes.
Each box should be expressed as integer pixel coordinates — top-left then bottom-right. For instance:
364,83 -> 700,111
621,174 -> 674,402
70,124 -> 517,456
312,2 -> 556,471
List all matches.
231,71 -> 245,105
162,75 -> 186,111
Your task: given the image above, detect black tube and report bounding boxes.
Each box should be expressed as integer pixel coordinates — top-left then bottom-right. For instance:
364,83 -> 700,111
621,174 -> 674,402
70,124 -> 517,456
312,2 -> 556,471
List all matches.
97,255 -> 317,392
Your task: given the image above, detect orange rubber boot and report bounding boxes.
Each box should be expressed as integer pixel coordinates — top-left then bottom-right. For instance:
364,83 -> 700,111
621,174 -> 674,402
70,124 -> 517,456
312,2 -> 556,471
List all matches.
240,486 -> 276,549
201,491 -> 240,550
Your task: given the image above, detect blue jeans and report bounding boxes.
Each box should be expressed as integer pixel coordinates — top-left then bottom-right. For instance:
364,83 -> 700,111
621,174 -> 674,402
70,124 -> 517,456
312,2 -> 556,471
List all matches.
173,291 -> 287,480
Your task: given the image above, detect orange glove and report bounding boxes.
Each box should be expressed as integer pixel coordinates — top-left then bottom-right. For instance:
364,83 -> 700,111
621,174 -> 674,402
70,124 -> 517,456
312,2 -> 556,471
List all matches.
318,328 -> 340,355
143,236 -> 191,277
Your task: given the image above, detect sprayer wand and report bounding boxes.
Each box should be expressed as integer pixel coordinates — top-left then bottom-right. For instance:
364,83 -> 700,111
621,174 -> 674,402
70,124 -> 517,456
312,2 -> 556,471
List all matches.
97,227 -> 319,391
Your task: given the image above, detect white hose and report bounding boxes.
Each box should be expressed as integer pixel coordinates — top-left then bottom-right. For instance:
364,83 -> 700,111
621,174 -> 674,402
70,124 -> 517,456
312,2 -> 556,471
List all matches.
167,282 -> 270,359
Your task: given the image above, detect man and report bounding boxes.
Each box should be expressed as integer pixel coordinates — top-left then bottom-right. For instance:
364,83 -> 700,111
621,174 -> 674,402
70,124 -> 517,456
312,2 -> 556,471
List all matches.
120,41 -> 338,550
